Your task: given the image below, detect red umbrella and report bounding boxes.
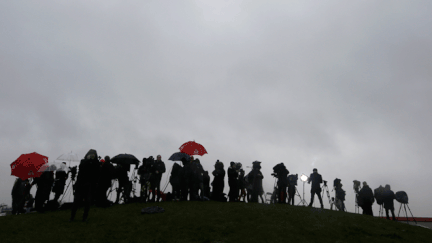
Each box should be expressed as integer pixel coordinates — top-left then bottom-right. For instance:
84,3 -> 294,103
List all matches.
179,141 -> 207,156
10,152 -> 49,180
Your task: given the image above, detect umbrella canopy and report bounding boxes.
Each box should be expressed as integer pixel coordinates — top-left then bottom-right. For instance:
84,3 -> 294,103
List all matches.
55,151 -> 80,167
10,152 -> 49,180
37,161 -> 69,173
179,141 -> 207,156
168,152 -> 191,162
111,154 -> 140,165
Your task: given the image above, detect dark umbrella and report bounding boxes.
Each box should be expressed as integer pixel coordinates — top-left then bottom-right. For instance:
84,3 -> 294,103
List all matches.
179,141 -> 207,156
111,154 -> 140,165
168,152 -> 191,162
11,152 -> 49,180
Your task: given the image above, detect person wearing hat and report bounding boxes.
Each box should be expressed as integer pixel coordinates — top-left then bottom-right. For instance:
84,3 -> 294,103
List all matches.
307,168 -> 324,209
358,181 -> 374,216
247,161 -> 264,203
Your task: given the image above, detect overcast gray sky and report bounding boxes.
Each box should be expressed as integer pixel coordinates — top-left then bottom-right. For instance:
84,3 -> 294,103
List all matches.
1,0 -> 431,217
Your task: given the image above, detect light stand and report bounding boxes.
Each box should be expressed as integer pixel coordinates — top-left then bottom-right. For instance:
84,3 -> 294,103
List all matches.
297,174 -> 308,206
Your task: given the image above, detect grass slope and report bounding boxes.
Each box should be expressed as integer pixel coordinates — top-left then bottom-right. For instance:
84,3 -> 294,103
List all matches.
0,201 -> 431,243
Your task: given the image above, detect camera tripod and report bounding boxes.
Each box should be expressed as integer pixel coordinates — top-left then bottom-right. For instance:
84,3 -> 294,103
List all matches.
320,181 -> 332,209
294,187 -> 306,206
398,203 -> 417,225
297,181 -> 308,206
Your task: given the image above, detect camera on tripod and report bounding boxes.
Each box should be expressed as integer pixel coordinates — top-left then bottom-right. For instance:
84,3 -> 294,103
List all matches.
68,166 -> 77,181
353,180 -> 361,192
272,163 -> 286,178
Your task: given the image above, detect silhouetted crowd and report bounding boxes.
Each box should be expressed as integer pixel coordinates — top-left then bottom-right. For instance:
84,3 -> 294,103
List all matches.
11,149 -> 401,222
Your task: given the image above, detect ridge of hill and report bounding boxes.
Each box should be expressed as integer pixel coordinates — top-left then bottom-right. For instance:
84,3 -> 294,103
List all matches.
0,201 -> 431,243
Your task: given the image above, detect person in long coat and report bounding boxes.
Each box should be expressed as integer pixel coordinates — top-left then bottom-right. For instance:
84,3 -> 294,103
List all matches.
33,165 -> 55,213
169,162 -> 182,201
247,161 -> 264,203
52,162 -> 68,202
11,178 -> 27,215
228,162 -> 239,202
70,149 -> 100,222
383,184 -> 396,220
211,160 -> 225,201
358,181 -> 374,216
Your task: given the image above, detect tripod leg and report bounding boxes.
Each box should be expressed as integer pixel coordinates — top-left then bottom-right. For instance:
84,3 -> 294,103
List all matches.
406,204 -> 417,224
398,203 -> 403,218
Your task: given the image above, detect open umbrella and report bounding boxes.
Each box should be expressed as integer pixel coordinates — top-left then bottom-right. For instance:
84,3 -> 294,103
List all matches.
10,152 -> 49,180
179,141 -> 207,156
37,161 -> 69,173
55,151 -> 80,167
168,152 -> 191,162
111,154 -> 140,165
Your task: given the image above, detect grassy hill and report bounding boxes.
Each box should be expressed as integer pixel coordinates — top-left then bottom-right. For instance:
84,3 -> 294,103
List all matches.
0,201 -> 431,243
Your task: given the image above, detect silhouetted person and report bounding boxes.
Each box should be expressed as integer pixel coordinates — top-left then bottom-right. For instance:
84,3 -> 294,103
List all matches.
273,163 -> 289,203
33,165 -> 55,213
237,164 -> 246,202
70,149 -> 100,222
308,168 -> 323,209
287,174 -> 298,205
11,178 -> 27,215
138,157 -> 153,202
228,162 -> 239,202
211,160 -> 225,201
180,157 -> 193,201
383,184 -> 396,220
247,161 -> 264,203
191,158 -> 204,200
96,156 -> 116,207
169,162 -> 182,201
150,155 -> 166,202
203,171 -> 211,199
52,162 -> 68,202
114,163 -> 131,204
357,181 -> 374,216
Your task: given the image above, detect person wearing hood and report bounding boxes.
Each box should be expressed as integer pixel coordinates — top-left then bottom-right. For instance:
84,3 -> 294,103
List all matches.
211,160 -> 226,201
383,184 -> 396,220
358,181 -> 374,216
70,149 -> 100,222
169,162 -> 183,201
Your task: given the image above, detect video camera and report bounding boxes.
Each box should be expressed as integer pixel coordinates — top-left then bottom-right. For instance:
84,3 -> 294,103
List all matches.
68,166 -> 77,181
353,180 -> 361,192
272,163 -> 286,178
